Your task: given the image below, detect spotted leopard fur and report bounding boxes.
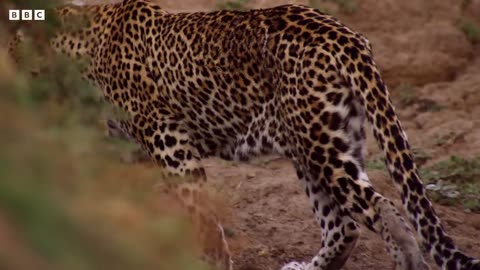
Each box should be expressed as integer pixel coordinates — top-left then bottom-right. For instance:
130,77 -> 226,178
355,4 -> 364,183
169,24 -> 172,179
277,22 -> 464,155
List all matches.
8,1 -> 480,269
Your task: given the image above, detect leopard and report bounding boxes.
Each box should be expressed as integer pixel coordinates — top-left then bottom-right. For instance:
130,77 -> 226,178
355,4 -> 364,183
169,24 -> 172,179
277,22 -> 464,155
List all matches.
7,1 -> 480,269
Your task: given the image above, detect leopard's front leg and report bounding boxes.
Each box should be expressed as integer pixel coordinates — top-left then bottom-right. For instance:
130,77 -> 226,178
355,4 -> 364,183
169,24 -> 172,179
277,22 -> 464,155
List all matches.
112,113 -> 233,270
105,118 -> 150,163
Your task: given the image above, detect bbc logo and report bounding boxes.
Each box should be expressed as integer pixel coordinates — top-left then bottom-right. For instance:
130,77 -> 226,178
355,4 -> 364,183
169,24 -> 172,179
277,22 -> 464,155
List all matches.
9,10 -> 45,21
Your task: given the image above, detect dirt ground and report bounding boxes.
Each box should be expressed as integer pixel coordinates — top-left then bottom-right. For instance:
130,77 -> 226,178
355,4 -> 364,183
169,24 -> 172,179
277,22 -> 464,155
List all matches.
137,0 -> 480,269
8,0 -> 479,269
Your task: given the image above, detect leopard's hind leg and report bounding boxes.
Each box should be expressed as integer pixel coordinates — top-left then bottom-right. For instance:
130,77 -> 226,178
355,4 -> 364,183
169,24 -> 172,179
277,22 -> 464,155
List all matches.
280,54 -> 428,269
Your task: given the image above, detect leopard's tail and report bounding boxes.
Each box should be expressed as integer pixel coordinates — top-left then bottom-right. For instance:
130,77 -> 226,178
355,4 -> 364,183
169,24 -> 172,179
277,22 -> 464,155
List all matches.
335,37 -> 479,269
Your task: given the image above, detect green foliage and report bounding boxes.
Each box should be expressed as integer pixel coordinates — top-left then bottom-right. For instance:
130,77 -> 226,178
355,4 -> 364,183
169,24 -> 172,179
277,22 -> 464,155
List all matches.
395,82 -> 416,107
433,131 -> 457,147
458,0 -> 479,44
366,158 -> 386,170
0,1 -> 209,269
333,0 -> 358,14
309,0 -> 358,14
461,0 -> 472,12
367,149 -> 430,171
393,83 -> 446,112
421,156 -> 480,212
217,0 -> 248,11
307,0 -> 332,14
458,18 -> 480,44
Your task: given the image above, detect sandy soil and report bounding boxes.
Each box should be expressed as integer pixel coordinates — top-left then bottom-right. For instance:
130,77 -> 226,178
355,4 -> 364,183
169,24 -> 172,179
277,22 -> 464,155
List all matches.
140,0 -> 480,269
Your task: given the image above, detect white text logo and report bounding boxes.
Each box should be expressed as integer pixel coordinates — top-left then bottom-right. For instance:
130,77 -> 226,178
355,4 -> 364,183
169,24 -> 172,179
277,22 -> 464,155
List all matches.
9,10 -> 45,21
